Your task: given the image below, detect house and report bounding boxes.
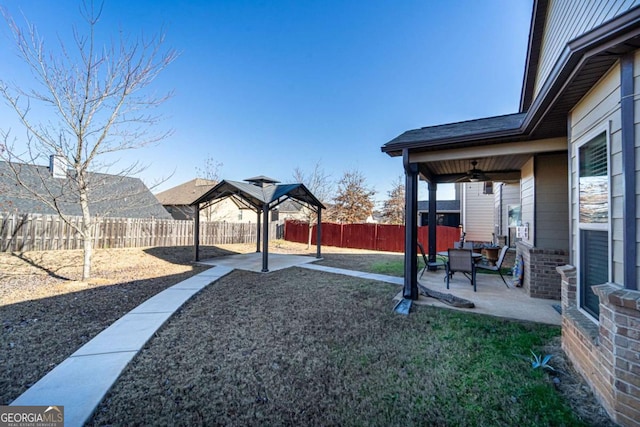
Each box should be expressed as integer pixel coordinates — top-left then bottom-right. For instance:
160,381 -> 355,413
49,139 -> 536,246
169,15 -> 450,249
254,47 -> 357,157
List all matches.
417,183 -> 497,244
271,199 -> 306,222
417,199 -> 460,228
0,158 -> 171,219
381,1 -> 640,425
155,178 -> 216,220
155,178 -> 252,222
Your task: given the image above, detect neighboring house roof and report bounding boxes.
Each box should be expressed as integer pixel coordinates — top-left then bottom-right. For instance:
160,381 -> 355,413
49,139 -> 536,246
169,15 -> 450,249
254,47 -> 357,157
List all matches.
155,178 -> 216,206
382,2 -> 640,162
0,160 -> 171,219
417,200 -> 460,212
277,199 -> 303,213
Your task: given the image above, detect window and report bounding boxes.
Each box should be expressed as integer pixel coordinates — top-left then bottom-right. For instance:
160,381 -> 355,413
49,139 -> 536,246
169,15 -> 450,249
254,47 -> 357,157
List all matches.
577,131 -> 609,319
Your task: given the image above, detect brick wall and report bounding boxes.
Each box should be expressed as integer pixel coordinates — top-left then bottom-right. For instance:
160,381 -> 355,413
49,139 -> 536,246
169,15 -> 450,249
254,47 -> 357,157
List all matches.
557,265 -> 640,427
517,242 -> 568,299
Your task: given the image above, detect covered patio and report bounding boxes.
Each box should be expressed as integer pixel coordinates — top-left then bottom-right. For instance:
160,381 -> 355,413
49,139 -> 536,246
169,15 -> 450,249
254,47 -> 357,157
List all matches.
382,114 -> 570,302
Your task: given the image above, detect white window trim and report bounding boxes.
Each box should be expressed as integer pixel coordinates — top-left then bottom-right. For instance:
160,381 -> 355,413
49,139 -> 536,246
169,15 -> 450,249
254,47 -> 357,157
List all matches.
574,123 -> 612,323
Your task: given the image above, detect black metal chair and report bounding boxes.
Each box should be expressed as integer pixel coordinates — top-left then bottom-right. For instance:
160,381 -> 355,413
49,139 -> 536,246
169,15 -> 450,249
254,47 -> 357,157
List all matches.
418,242 -> 445,278
445,248 -> 477,292
477,245 -> 510,287
417,242 -> 429,278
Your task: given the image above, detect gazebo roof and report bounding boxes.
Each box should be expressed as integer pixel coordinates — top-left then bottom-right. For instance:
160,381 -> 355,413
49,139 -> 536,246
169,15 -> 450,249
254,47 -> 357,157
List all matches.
191,177 -> 325,211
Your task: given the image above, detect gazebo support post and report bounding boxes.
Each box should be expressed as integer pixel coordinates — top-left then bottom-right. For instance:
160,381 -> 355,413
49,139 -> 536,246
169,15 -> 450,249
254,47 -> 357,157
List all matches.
262,203 -> 269,272
427,181 -> 438,269
403,149 -> 419,300
256,210 -> 261,253
194,203 -> 200,262
316,207 -> 322,259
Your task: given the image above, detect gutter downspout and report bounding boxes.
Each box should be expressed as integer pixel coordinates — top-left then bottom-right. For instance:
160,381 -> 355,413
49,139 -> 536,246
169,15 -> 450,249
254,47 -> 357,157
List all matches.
621,53 -> 637,290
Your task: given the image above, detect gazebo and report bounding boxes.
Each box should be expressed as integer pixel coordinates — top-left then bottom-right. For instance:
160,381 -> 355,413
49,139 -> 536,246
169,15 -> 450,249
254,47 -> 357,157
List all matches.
191,176 -> 325,272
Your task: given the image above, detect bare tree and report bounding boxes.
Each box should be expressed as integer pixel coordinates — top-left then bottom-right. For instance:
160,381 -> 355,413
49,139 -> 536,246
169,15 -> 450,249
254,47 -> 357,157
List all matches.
195,155 -> 223,183
293,162 -> 333,248
194,154 -> 223,221
0,2 -> 177,280
333,169 -> 375,224
381,176 -> 405,224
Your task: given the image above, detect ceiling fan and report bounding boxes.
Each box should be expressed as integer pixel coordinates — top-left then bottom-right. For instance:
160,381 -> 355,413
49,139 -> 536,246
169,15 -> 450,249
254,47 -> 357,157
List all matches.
457,160 -> 489,182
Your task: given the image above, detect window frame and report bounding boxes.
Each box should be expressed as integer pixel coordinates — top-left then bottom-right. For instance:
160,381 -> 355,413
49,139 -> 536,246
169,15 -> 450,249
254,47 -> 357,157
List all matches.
575,125 -> 612,322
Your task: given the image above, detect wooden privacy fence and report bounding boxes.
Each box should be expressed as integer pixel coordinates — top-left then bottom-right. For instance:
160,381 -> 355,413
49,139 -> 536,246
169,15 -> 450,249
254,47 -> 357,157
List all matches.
0,212 -> 283,252
284,220 -> 460,253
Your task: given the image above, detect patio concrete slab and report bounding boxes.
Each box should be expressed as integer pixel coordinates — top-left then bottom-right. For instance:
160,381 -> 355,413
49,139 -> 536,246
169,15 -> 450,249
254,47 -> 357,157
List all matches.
402,268 -> 562,325
197,252 -> 318,272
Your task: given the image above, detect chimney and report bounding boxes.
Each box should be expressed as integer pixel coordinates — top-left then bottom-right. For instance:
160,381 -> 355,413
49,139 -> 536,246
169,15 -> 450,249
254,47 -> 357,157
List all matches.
49,155 -> 68,179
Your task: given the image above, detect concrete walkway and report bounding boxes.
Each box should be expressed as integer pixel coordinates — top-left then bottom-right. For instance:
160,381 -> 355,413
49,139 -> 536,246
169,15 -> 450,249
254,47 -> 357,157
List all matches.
10,253 -> 559,426
10,266 -> 233,427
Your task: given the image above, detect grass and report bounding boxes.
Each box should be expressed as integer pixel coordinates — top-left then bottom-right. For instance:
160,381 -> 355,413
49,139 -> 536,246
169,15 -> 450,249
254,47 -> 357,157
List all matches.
370,259 -> 407,276
89,267 -> 587,426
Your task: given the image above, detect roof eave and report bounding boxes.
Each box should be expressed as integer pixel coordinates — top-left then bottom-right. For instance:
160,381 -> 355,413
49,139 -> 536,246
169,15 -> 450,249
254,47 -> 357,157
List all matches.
381,127 -> 526,157
520,0 -> 549,112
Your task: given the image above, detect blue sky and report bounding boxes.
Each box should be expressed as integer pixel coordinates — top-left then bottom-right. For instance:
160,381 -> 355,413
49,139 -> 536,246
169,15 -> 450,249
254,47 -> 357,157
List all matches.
0,0 -> 533,204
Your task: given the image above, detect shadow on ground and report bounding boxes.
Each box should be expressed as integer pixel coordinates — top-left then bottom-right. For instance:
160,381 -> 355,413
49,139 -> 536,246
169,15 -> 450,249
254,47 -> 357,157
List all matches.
143,245 -> 240,265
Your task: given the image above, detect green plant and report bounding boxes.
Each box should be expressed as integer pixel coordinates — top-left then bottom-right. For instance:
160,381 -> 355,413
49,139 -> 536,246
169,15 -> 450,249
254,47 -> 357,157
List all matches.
530,350 -> 555,371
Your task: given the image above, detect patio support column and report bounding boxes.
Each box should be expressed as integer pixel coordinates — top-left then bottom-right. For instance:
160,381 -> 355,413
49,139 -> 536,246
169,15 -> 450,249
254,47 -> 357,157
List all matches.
428,181 -> 438,269
194,203 -> 200,262
403,149 -> 419,300
256,210 -> 261,253
316,207 -> 322,259
621,52 -> 637,290
262,203 -> 269,272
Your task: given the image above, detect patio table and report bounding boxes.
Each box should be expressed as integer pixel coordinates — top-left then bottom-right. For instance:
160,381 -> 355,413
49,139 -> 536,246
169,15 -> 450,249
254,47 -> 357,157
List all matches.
437,250 -> 483,264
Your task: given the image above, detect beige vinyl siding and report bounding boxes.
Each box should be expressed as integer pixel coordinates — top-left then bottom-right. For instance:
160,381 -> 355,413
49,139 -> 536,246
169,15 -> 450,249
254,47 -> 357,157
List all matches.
203,198 -> 255,223
569,58 -> 626,283
521,157 -> 535,246
535,0 -> 639,98
534,153 -> 570,250
462,182 -> 494,242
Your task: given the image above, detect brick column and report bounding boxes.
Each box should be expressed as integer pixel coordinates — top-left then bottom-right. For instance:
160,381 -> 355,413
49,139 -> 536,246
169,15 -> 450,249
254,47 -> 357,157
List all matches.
518,243 -> 568,299
592,284 -> 640,427
557,264 -> 576,312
